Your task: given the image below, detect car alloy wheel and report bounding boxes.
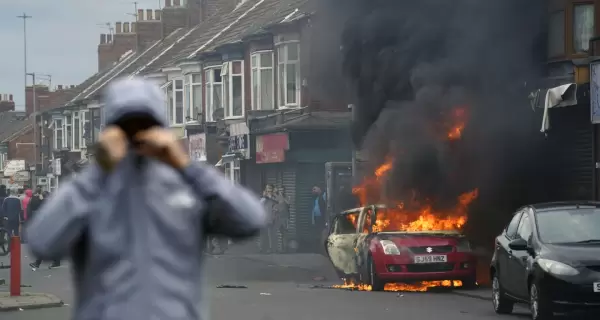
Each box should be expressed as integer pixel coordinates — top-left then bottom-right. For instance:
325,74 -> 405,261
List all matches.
491,274 -> 513,314
530,283 -> 553,320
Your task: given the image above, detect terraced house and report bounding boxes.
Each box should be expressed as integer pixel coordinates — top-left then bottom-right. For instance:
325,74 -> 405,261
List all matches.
6,0 -> 352,250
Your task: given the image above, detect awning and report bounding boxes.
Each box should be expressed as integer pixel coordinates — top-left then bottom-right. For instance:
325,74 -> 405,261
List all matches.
530,83 -> 577,132
215,152 -> 244,167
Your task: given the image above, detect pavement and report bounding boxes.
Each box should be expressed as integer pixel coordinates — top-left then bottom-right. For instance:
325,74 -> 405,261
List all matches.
0,244 -> 538,320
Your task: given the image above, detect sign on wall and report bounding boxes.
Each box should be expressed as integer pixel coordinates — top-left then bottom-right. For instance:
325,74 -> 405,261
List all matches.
590,60 -> 600,124
188,133 -> 207,162
256,133 -> 289,164
12,171 -> 31,182
3,160 -> 26,177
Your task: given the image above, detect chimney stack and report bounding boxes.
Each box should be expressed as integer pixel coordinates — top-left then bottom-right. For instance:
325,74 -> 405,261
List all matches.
165,0 -> 172,7
57,85 -> 63,90
155,9 -> 161,20
173,0 -> 181,6
123,22 -> 130,33
107,34 -> 113,43
146,9 -> 153,20
131,22 -> 136,32
100,34 -> 107,44
9,94 -> 13,101
138,9 -> 144,20
115,22 -> 122,33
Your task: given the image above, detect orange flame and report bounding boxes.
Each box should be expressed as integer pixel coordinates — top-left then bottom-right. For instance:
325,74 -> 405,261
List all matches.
447,107 -> 468,141
333,279 -> 464,292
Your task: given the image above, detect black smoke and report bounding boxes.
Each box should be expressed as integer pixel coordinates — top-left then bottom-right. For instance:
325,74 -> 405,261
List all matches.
312,0 -> 550,244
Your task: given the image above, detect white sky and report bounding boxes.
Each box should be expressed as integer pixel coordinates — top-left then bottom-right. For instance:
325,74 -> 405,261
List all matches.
0,0 -> 163,110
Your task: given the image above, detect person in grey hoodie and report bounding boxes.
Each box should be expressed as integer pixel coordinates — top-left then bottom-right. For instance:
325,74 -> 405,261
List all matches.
25,77 -> 266,320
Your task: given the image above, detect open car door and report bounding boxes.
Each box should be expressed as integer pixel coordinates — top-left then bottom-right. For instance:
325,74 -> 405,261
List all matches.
326,209 -> 363,276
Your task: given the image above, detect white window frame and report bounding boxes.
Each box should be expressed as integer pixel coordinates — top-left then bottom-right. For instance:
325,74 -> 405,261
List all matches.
53,117 -> 65,150
187,73 -> 203,123
170,78 -> 184,126
72,111 -> 81,151
205,67 -> 222,122
277,42 -> 301,109
222,60 -> 245,119
224,159 -> 241,184
65,113 -> 73,150
0,153 -> 6,172
161,81 -> 173,123
80,110 -> 90,148
251,51 -> 275,110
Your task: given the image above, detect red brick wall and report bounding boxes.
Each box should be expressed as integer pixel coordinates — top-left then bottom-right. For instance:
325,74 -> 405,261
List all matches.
8,129 -> 35,165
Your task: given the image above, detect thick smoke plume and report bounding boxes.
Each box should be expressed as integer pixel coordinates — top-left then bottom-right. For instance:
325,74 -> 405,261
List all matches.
313,0 -> 550,243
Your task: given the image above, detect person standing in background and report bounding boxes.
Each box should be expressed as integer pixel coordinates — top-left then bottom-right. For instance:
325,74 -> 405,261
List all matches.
273,186 -> 290,253
311,185 -> 327,252
28,187 -> 60,269
1,189 -> 23,236
22,189 -> 32,221
260,184 -> 278,253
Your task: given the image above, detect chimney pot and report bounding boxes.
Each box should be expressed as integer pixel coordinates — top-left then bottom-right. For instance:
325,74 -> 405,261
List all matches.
123,22 -> 130,33
100,34 -> 107,44
147,9 -> 153,20
174,0 -> 181,6
155,9 -> 161,20
58,85 -> 63,90
9,94 -> 13,101
131,22 -> 136,32
138,9 -> 144,20
115,22 -> 122,33
165,0 -> 172,7
107,34 -> 113,43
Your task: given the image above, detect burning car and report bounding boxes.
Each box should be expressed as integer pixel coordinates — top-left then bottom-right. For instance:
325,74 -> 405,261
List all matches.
325,204 -> 477,291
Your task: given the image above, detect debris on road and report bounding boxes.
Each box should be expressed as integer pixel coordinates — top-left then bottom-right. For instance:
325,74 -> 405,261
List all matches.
216,285 -> 248,289
260,293 -> 272,296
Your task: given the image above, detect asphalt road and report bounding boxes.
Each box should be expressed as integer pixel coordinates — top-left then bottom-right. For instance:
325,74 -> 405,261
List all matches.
0,245 -> 536,320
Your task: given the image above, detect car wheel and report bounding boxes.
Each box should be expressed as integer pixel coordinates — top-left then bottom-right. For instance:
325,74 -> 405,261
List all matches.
492,273 -> 514,314
530,282 -> 554,320
368,256 -> 385,291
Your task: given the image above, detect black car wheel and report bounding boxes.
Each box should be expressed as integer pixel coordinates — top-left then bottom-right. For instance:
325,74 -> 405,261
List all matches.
530,282 -> 554,320
368,256 -> 385,291
492,273 -> 514,314
461,274 -> 478,289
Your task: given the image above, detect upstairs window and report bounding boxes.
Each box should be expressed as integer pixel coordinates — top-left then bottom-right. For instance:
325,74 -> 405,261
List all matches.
548,10 -> 566,58
222,60 -> 244,118
170,79 -> 184,125
187,73 -> 203,123
73,111 -> 81,150
65,114 -> 73,149
54,118 -> 64,149
573,3 -> 595,54
277,42 -> 301,109
251,51 -> 274,110
205,67 -> 222,122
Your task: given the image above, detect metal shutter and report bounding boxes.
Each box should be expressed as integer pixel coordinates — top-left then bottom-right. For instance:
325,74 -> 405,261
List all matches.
295,163 -> 326,251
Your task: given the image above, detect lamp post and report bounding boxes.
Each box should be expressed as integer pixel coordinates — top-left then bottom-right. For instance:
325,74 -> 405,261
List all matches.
17,13 -> 32,114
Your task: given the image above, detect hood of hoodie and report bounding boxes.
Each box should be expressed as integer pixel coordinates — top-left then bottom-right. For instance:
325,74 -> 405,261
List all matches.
102,77 -> 168,127
25,189 -> 33,197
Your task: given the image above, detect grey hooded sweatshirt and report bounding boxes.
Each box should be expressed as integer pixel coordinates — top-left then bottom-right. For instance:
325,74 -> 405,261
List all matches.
25,77 -> 266,320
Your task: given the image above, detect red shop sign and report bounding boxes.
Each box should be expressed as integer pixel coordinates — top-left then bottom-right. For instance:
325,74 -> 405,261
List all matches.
256,149 -> 285,164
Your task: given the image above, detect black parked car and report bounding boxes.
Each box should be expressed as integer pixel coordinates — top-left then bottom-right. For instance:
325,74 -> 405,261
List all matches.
490,202 -> 600,320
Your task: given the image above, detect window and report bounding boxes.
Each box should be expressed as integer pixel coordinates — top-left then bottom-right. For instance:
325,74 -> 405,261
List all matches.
537,208 -> 600,244
277,42 -> 301,108
505,211 -> 523,239
54,118 -> 64,149
224,159 -> 240,184
573,4 -> 595,53
65,114 -> 73,149
548,11 -> 565,57
186,73 -> 203,123
0,152 -> 6,172
205,67 -> 222,122
169,79 -> 184,125
222,61 -> 244,118
80,110 -> 90,147
251,51 -> 274,110
73,112 -> 80,150
164,81 -> 174,124
334,214 -> 359,234
517,213 -> 533,242
91,108 -> 102,143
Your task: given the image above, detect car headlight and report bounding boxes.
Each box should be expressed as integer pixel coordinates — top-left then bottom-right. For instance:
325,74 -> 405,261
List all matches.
456,239 -> 471,252
537,258 -> 579,276
380,240 -> 401,255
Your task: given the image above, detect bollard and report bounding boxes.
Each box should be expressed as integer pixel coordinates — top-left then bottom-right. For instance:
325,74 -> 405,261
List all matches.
10,236 -> 21,296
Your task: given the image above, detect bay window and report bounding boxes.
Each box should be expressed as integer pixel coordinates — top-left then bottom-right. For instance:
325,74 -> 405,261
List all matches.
81,110 -> 90,148
251,51 -> 274,110
54,118 -> 64,149
188,73 -> 203,122
277,42 -> 300,109
169,79 -> 184,125
222,60 -> 244,118
65,114 -> 73,149
91,108 -> 102,144
73,112 -> 80,150
205,67 -> 222,122
224,160 -> 240,184
573,3 -> 594,53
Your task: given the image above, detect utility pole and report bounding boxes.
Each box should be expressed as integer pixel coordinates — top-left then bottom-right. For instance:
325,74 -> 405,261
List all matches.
17,13 -> 32,114
26,72 -> 36,188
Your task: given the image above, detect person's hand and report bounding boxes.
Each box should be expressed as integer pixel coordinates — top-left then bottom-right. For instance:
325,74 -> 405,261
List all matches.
134,128 -> 190,169
96,126 -> 128,172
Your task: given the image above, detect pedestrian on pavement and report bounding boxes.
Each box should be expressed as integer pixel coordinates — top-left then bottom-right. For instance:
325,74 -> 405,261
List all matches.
25,77 -> 266,320
21,188 -> 32,221
28,187 -> 60,270
273,186 -> 290,253
260,184 -> 278,253
1,189 -> 23,236
311,185 -> 327,252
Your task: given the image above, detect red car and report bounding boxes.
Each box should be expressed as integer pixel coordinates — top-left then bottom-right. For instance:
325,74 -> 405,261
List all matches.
325,205 -> 477,291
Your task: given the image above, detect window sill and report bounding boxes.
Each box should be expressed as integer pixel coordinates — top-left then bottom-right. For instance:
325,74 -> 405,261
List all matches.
278,105 -> 301,110
224,116 -> 245,120
169,124 -> 185,128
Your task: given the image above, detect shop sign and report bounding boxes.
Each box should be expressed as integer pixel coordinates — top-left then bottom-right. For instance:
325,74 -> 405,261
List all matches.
3,160 -> 26,177
256,133 -> 289,164
53,158 -> 62,176
189,133 -> 207,162
228,134 -> 248,153
12,171 -> 31,182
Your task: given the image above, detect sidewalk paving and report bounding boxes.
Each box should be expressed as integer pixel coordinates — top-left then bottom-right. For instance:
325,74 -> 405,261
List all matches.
0,292 -> 63,312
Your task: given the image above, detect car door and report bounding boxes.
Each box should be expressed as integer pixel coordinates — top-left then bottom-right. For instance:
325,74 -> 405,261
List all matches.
507,210 -> 534,299
496,210 -> 523,295
326,212 -> 360,275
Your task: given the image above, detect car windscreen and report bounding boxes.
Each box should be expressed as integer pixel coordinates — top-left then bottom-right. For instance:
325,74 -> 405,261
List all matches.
536,208 -> 600,244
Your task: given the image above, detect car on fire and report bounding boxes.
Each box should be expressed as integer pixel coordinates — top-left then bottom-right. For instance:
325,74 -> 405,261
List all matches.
490,201 -> 600,320
325,205 -> 477,291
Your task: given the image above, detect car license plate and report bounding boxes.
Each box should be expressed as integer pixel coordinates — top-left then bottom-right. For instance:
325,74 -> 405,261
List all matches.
594,282 -> 600,293
414,255 -> 447,264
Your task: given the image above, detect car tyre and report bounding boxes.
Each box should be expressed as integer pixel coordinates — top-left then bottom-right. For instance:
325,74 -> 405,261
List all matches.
492,273 -> 514,314
530,282 -> 554,320
367,255 -> 385,291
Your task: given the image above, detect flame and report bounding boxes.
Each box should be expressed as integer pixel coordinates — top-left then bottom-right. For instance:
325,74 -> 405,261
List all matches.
333,279 -> 463,292
447,107 -> 468,141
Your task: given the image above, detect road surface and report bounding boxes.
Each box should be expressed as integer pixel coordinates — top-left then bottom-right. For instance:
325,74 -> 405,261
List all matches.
0,245 -> 536,320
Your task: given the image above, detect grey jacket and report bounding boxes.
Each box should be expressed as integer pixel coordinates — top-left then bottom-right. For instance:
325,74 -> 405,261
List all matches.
25,77 -> 266,320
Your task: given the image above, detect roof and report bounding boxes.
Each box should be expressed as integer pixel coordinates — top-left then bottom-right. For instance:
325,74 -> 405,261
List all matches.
530,201 -> 600,211
0,112 -> 28,143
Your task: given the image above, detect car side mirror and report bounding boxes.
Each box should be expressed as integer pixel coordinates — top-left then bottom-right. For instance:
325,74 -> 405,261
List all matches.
508,238 -> 529,251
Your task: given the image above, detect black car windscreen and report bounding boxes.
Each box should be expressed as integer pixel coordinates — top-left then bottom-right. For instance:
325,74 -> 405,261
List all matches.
536,208 -> 600,244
